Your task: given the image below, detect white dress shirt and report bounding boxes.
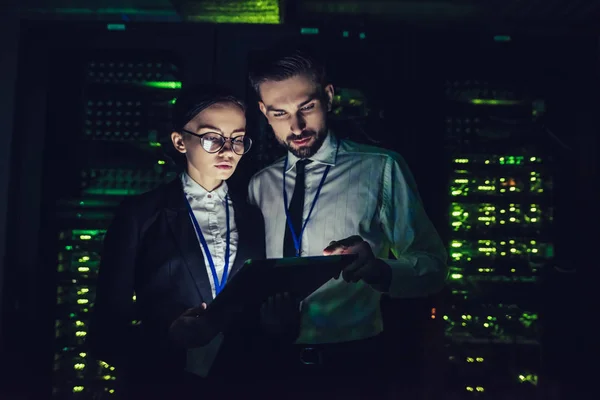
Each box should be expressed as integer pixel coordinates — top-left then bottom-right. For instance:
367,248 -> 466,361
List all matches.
181,172 -> 238,377
248,132 -> 448,344
182,172 -> 238,299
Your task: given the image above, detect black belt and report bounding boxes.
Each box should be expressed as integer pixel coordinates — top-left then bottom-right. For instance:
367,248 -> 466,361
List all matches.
294,334 -> 384,366
298,346 -> 323,365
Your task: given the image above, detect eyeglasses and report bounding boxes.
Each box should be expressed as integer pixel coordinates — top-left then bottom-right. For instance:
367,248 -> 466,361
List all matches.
181,129 -> 253,155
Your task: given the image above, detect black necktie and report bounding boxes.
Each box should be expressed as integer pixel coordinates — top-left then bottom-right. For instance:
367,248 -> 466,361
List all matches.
283,159 -> 311,257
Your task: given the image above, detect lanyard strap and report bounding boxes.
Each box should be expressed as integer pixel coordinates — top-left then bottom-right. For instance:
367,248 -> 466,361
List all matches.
283,159 -> 331,257
185,194 -> 230,296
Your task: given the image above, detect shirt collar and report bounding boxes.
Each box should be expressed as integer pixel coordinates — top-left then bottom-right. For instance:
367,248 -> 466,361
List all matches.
181,172 -> 229,202
285,131 -> 338,173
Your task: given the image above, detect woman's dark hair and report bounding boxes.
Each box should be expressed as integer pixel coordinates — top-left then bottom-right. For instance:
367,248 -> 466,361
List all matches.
248,44 -> 327,98
171,83 -> 245,132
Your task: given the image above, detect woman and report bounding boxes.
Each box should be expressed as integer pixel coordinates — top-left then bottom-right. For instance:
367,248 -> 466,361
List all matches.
89,84 -> 266,398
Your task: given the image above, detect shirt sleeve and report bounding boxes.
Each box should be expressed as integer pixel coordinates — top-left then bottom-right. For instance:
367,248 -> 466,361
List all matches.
379,153 -> 448,298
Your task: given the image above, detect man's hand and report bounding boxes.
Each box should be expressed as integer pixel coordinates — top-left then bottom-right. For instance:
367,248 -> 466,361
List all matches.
169,303 -> 220,348
259,292 -> 302,343
323,235 -> 392,292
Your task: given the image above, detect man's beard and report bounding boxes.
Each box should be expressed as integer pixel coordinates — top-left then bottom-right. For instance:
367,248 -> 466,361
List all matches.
280,128 -> 328,159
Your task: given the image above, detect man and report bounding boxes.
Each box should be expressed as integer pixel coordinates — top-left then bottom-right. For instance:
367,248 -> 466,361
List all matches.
247,45 -> 447,398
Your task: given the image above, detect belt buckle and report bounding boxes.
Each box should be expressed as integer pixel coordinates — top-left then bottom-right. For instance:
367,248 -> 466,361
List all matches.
299,347 -> 322,365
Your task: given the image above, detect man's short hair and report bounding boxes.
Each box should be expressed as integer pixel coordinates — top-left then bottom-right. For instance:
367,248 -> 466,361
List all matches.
248,43 -> 328,98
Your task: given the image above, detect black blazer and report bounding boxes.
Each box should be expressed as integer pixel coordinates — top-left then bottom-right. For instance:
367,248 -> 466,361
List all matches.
88,177 -> 265,382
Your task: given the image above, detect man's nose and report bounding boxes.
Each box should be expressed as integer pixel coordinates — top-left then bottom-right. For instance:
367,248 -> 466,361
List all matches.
290,113 -> 307,135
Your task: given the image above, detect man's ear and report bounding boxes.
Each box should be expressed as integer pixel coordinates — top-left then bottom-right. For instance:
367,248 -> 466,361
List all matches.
258,101 -> 268,118
324,84 -> 335,112
171,131 -> 187,154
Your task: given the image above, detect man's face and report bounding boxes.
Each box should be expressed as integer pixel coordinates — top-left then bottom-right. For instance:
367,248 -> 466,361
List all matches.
258,74 -> 334,159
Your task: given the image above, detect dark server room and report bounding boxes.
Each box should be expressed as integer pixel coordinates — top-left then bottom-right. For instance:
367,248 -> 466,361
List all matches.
0,1 -> 594,399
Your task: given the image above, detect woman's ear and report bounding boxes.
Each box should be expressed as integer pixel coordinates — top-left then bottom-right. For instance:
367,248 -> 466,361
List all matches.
171,131 -> 187,154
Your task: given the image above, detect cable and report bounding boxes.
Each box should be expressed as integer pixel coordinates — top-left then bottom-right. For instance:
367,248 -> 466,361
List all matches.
543,127 -> 573,152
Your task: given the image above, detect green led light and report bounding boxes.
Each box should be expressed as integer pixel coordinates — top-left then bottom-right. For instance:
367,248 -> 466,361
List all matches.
149,142 -> 162,147
84,188 -> 139,196
359,32 -> 366,39
157,160 -> 166,165
72,229 -> 101,237
494,35 -> 511,42
470,98 -> 522,106
141,81 -> 182,89
342,31 -> 349,38
184,1 -> 280,24
169,98 -> 177,105
107,23 -> 126,31
65,245 -> 73,250
188,15 -> 279,23
499,155 -> 524,165
301,27 -> 319,35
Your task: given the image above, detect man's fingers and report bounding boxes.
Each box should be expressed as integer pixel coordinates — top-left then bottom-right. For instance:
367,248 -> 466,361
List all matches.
347,250 -> 369,273
339,235 -> 364,247
349,263 -> 370,283
323,245 -> 346,255
329,235 -> 360,245
323,236 -> 364,255
341,248 -> 369,281
341,260 -> 358,282
343,258 -> 380,283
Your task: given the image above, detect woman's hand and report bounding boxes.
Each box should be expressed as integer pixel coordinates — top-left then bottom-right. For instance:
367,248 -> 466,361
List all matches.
169,303 -> 221,348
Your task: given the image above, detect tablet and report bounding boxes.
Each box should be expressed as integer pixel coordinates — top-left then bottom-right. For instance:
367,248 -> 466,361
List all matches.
262,254 -> 358,300
206,254 -> 357,317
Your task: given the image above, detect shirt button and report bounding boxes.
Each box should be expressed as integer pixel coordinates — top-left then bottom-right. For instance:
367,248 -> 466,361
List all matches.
207,194 -> 212,199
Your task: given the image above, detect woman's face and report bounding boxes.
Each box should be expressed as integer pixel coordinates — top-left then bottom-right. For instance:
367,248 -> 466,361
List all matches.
171,102 -> 246,190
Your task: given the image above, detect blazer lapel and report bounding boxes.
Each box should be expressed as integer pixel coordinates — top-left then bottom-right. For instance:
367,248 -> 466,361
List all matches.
164,179 -> 214,305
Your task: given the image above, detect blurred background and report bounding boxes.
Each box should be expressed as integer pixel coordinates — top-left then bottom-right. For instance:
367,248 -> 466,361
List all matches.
0,0 -> 593,398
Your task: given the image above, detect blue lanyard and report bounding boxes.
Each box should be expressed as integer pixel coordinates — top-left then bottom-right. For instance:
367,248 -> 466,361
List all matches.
185,194 -> 230,296
283,159 -> 331,257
